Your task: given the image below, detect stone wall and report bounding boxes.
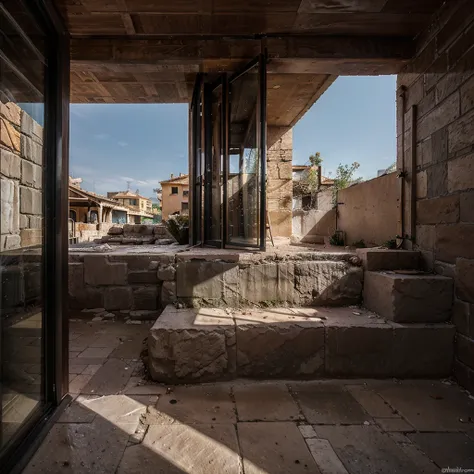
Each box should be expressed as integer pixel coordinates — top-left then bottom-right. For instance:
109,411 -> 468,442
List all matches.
267,127 -> 293,237
397,0 -> 474,391
1,102 -> 43,250
68,251 -> 363,312
338,173 -> 400,246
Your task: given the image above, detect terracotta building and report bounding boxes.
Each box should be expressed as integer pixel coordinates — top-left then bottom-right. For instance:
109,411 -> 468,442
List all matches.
160,173 -> 189,221
107,190 -> 154,223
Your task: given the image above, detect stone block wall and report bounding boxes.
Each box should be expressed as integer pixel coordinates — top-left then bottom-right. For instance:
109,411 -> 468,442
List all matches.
267,127 -> 293,237
68,251 -> 363,312
1,102 -> 43,251
397,0 -> 474,391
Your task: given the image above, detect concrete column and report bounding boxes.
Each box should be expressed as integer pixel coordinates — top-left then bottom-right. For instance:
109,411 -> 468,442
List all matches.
266,126 -> 293,237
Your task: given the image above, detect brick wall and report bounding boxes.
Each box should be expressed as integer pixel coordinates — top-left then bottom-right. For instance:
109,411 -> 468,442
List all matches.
397,0 -> 474,391
267,127 -> 293,237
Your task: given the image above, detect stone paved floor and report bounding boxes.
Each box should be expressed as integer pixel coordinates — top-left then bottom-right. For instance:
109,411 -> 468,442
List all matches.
23,318 -> 474,474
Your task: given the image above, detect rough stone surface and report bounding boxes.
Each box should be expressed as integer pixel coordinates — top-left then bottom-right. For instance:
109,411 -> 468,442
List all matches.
104,287 -> 133,311
456,257 -> 474,303
132,286 -> 159,310
157,263 -> 176,281
148,307 -> 235,383
161,280 -> 177,305
356,249 -> 420,271
84,255 -> 128,286
363,271 -> 453,322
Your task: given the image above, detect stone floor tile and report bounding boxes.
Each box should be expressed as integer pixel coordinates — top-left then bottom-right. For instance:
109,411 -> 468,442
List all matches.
78,346 -> 115,359
408,432 -> 474,470
238,422 -> 320,473
123,379 -> 167,396
234,383 -> 302,421
69,374 -> 93,394
77,394 -> 147,434
305,438 -> 349,474
153,385 -> 236,424
346,384 -> 399,418
87,334 -> 122,348
299,425 -> 317,439
82,364 -> 102,375
376,381 -> 474,431
69,357 -> 106,366
110,337 -> 145,359
68,351 -> 80,358
57,399 -> 96,424
117,424 -> 241,474
69,363 -> 87,375
82,359 -> 133,395
22,417 -> 129,474
375,417 -> 415,432
291,383 -> 370,424
313,425 -> 423,474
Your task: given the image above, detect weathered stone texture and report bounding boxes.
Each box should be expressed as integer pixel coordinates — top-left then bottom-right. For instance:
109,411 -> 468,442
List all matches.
356,249 -> 420,271
417,195 -> 459,224
0,148 -> 21,179
447,153 -> 474,192
20,186 -> 42,215
157,264 -> 175,281
455,258 -> 474,303
436,224 -> 474,263
84,255 -> 128,286
161,280 -> 176,305
364,271 -> 453,323
104,287 -> 133,311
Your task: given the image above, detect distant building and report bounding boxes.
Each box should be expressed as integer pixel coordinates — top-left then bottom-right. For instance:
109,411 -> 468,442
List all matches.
107,190 -> 154,224
160,173 -> 189,221
292,165 -> 334,209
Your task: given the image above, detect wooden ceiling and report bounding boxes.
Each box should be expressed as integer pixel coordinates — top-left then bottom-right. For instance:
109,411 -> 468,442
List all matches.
55,0 -> 445,126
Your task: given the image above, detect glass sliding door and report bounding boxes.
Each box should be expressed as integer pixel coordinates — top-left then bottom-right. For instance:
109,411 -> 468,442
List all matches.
226,56 -> 266,249
0,0 -> 69,468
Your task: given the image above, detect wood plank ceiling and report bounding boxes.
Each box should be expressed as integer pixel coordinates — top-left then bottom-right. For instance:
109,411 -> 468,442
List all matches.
55,0 -> 445,127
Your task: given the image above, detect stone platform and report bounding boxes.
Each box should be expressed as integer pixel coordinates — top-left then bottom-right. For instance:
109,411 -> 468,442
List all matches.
148,305 -> 455,383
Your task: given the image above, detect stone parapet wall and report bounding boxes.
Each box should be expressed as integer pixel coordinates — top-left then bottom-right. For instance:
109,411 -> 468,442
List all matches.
397,0 -> 474,391
1,102 -> 43,251
98,224 -> 174,245
68,251 -> 363,313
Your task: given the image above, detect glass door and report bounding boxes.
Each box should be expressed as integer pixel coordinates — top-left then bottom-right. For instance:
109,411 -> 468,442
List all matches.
226,55 -> 266,249
0,0 -> 69,468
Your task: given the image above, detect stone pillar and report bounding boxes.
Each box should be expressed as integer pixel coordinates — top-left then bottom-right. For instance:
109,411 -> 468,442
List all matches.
266,127 -> 293,237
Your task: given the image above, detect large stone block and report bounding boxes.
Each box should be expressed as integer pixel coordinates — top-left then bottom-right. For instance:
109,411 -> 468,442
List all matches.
128,271 -> 158,284
0,117 -> 20,151
3,234 -> 20,250
176,261 -> 239,304
84,255 -> 127,285
148,306 -> 235,383
20,186 -> 42,215
132,286 -> 158,310
69,288 -> 103,310
364,271 -> 453,323
460,191 -> 474,223
21,134 -> 43,165
123,224 -> 154,236
108,253 -> 173,269
356,249 -> 420,271
436,224 -> 474,263
20,228 -> 42,247
0,148 -> 20,179
68,263 -> 84,297
448,108 -> 474,155
294,261 -> 363,306
235,309 -> 325,378
0,102 -> 21,125
161,280 -> 176,305
240,263 -> 294,304
456,258 -> 474,303
1,178 -> 19,234
104,287 -> 133,311
21,160 -> 42,189
417,195 -> 459,225
448,153 -> 474,192
157,264 -> 176,281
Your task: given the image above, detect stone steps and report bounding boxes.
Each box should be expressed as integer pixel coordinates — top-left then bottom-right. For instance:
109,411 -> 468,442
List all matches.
300,234 -> 325,244
356,248 -> 421,271
147,305 -> 455,383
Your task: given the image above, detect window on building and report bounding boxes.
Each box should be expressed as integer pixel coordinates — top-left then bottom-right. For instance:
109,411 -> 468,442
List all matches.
171,187 -> 178,194
182,202 -> 189,211
183,190 -> 189,197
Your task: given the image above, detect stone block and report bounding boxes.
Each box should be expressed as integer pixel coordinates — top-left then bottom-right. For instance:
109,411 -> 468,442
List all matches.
448,153 -> 474,192
108,254 -> 172,270
356,249 -> 420,271
127,271 -> 158,284
240,262 -> 294,304
416,171 -> 427,198
157,264 -> 175,281
448,108 -> 474,155
84,255 -> 127,285
148,306 -> 235,383
417,195 -> 459,225
415,225 -> 435,250
20,228 -> 42,247
1,178 -> 19,234
456,334 -> 474,369
20,214 -> 29,230
363,271 -> 453,323
176,261 -> 239,304
20,186 -> 42,215
456,258 -> 474,303
427,162 -> 447,198
123,224 -> 154,236
0,117 -> 20,151
430,127 -> 448,163
436,224 -> 474,263
68,263 -> 84,297
21,134 -> 43,165
452,299 -> 470,336
107,226 -> 123,235
161,280 -> 176,305
294,261 -> 363,306
392,324 -> 455,377
0,148 -> 20,179
24,263 -> 41,302
0,102 -> 21,125
69,288 -> 103,310
325,326 -> 394,377
21,160 -> 42,189
235,309 -> 325,378
3,234 -> 20,250
460,191 -> 474,222
20,110 -> 33,136
104,287 -> 133,311
132,286 -> 158,310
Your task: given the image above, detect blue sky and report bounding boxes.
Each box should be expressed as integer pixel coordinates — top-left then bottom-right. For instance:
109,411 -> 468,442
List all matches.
70,75 -> 396,198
